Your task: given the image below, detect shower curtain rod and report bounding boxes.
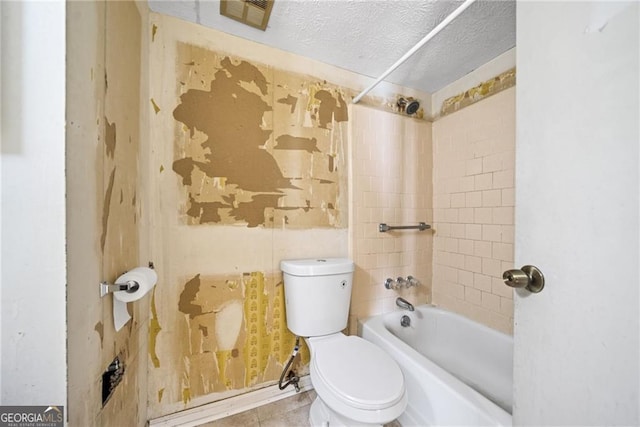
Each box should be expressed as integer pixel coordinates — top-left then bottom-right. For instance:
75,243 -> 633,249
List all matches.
352,0 -> 478,104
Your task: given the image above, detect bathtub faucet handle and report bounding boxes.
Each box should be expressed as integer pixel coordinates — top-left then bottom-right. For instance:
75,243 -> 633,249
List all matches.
407,275 -> 421,287
384,278 -> 397,289
396,277 -> 408,288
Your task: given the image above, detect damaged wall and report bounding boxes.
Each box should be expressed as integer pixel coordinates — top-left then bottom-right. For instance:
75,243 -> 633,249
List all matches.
147,19 -> 347,419
67,1 -> 147,425
145,13 -> 432,419
171,43 -> 348,229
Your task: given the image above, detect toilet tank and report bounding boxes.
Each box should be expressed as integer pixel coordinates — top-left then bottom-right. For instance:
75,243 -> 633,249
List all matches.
280,258 -> 354,337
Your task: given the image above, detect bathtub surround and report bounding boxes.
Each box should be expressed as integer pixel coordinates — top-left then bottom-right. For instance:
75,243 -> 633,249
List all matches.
348,104 -> 433,331
431,86 -> 516,334
347,63 -> 517,335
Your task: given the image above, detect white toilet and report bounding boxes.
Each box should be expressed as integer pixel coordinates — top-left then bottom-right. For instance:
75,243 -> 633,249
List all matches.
280,258 -> 407,427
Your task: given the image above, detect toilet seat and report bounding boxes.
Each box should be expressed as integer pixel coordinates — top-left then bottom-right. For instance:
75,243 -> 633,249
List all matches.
308,334 -> 406,423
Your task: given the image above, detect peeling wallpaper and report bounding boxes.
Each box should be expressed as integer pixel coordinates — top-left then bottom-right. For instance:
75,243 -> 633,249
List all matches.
142,10 -> 443,418
146,15 -> 356,418
67,1 -> 146,426
149,267 -> 311,415
172,43 -> 348,229
161,272 -> 309,404
439,68 -> 516,118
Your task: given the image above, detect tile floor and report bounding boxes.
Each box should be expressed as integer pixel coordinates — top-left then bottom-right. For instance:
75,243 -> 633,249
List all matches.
198,390 -> 402,427
197,390 -> 314,427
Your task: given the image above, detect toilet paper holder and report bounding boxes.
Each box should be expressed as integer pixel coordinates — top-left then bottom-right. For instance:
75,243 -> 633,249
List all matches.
99,262 -> 155,297
100,280 -> 140,298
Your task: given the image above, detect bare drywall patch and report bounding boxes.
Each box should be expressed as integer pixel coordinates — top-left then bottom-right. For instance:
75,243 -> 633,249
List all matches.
274,135 -> 320,153
105,118 -> 116,158
314,89 -> 348,129
172,43 -> 348,229
277,94 -> 298,113
172,57 -> 292,193
178,274 -> 204,318
169,272 -> 309,402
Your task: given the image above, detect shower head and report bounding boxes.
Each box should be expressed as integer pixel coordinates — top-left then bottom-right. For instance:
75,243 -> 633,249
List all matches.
397,97 -> 420,115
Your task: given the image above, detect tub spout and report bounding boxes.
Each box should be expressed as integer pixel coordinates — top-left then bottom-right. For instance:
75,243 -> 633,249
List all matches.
396,297 -> 414,311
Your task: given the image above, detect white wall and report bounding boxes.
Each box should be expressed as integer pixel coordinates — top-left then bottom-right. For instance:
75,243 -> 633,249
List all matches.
0,0 -> 67,406
515,2 -> 639,425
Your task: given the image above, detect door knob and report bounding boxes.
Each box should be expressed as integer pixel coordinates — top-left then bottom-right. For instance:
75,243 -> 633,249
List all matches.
502,265 -> 545,293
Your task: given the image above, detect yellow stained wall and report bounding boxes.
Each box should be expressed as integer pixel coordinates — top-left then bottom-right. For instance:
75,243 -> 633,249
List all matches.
67,1 -> 146,425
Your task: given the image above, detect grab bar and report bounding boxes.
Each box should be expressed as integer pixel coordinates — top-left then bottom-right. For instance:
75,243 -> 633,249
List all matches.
379,222 -> 431,232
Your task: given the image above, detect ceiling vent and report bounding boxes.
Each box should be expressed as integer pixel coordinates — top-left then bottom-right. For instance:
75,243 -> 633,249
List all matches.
220,0 -> 275,31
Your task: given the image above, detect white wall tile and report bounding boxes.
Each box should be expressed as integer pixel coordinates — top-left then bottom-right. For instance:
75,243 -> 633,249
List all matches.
350,104 -> 433,323
431,88 -> 515,333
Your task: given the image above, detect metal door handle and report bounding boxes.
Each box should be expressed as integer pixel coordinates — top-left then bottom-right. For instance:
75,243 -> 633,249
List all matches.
503,265 -> 545,293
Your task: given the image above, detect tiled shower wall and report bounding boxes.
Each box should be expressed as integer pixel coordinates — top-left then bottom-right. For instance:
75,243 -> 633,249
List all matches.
349,104 -> 433,331
431,87 -> 516,334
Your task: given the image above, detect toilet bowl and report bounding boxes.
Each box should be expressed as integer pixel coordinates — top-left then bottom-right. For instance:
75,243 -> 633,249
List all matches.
307,334 -> 407,426
280,258 -> 408,427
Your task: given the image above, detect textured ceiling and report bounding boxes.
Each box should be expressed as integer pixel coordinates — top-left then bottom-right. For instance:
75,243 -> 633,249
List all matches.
148,0 -> 516,94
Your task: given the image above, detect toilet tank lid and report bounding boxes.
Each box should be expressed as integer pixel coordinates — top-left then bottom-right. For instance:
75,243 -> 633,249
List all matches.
280,258 -> 354,276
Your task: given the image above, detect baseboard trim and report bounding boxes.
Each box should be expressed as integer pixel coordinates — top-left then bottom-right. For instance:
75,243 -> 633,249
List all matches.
148,376 -> 313,427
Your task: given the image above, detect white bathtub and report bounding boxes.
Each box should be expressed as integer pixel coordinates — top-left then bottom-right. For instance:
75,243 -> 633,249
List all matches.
360,305 -> 512,426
